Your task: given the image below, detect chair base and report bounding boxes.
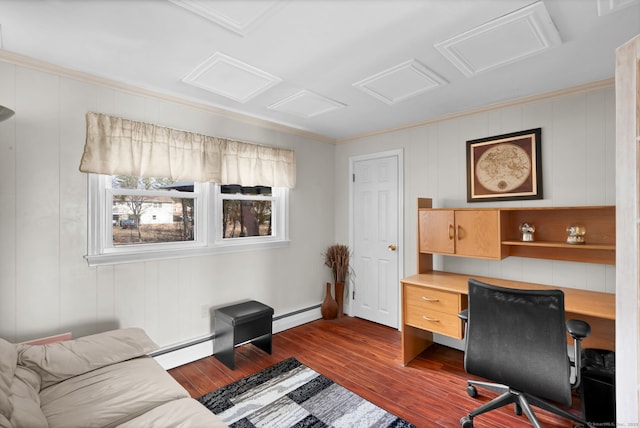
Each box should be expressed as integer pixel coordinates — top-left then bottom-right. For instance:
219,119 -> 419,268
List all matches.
461,380 -> 590,428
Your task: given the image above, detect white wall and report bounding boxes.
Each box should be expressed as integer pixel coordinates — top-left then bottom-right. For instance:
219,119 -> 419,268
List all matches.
335,84 -> 616,294
0,54 -> 618,350
0,59 -> 336,346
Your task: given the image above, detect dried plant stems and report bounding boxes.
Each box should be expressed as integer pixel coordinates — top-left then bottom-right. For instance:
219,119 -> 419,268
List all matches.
324,244 -> 351,284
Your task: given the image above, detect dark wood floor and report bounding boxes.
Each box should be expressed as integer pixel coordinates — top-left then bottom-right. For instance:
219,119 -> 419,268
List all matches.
169,316 -> 583,427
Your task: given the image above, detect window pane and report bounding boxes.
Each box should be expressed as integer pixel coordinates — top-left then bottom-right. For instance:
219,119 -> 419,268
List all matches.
222,200 -> 272,238
112,195 -> 195,246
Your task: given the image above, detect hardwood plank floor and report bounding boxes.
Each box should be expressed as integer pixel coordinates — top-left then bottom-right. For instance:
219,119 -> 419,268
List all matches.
169,316 -> 583,427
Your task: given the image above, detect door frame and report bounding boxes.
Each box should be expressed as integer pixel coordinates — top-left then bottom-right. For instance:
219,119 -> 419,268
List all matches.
348,149 -> 404,329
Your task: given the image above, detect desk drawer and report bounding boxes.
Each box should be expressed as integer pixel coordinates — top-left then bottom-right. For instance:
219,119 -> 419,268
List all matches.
405,304 -> 463,338
404,284 -> 459,314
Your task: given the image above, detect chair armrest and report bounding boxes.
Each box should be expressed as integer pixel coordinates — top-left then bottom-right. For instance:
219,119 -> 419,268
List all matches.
566,319 -> 591,340
566,319 -> 591,390
458,309 -> 468,321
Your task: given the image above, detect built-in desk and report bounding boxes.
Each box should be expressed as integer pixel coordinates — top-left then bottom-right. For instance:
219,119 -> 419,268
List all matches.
401,271 -> 615,365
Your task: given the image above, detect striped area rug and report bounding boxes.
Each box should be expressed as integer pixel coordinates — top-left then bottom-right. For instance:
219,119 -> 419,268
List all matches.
198,357 -> 416,428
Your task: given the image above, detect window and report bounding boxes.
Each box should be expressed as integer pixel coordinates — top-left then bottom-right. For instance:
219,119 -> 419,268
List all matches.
110,176 -> 199,247
215,184 -> 287,246
86,174 -> 289,266
219,185 -> 273,238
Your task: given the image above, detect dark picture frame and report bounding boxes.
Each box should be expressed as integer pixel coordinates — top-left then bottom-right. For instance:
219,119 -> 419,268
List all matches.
467,128 -> 542,202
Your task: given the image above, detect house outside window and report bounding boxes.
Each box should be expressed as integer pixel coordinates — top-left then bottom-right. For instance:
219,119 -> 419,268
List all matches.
109,175 -> 196,246
86,174 -> 289,266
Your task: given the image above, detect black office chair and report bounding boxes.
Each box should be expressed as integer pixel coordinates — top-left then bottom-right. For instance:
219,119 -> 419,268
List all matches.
458,278 -> 592,428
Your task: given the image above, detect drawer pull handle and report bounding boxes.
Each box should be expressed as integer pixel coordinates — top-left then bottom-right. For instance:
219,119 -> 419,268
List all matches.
448,224 -> 454,240
422,316 -> 439,322
421,296 -> 439,302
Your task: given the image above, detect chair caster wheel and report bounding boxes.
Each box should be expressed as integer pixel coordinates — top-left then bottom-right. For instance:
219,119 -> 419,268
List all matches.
466,385 -> 478,398
514,402 -> 522,416
460,416 -> 474,428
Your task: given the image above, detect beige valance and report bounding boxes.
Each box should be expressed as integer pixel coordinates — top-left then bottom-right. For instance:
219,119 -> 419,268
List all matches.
79,112 -> 296,188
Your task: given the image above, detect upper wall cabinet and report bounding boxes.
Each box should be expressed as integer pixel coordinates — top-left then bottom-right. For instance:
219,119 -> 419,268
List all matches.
417,200 -> 615,266
418,209 -> 504,260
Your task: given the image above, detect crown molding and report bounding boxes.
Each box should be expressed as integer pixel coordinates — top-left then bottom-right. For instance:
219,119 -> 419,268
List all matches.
0,49 -> 614,146
337,78 -> 615,144
0,49 -> 335,144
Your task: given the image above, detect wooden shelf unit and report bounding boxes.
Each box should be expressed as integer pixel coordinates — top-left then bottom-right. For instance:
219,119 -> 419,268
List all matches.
417,199 -> 615,266
500,205 -> 615,264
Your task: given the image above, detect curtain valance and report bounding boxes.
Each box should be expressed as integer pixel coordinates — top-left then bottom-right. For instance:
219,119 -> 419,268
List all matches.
79,112 -> 296,188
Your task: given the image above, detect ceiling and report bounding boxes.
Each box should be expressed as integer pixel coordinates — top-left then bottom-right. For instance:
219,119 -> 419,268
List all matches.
0,0 -> 638,142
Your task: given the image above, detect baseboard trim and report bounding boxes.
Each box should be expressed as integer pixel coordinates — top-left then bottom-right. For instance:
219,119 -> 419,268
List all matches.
273,304 -> 321,332
153,305 -> 322,370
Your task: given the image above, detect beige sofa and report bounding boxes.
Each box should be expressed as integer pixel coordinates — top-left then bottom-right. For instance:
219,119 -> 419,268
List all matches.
0,328 -> 227,428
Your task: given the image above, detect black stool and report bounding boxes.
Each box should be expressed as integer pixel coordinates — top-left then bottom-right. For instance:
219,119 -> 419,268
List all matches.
213,300 -> 274,370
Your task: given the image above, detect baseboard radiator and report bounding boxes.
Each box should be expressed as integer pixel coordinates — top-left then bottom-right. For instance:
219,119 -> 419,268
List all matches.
152,304 -> 321,370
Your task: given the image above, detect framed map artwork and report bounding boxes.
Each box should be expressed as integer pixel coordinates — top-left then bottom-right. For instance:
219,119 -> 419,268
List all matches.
466,128 -> 542,202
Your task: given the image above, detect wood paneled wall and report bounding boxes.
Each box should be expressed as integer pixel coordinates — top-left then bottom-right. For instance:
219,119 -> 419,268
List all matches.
335,85 -> 616,295
0,59 -> 336,345
0,55 -> 620,362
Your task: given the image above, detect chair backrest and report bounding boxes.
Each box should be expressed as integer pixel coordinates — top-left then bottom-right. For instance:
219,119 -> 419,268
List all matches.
464,279 -> 572,405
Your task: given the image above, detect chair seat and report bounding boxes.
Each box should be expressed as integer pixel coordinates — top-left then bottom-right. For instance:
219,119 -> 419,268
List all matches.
215,300 -> 274,326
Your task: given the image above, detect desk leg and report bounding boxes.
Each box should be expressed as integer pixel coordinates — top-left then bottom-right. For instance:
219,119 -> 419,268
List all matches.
402,324 -> 433,365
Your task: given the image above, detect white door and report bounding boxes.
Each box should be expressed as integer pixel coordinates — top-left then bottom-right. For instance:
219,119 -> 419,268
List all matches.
350,151 -> 402,328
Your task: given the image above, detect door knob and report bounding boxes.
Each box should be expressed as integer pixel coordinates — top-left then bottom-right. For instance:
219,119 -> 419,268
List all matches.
388,244 -> 397,251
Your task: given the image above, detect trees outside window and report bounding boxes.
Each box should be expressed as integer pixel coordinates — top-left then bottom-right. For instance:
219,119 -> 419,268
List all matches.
220,185 -> 273,238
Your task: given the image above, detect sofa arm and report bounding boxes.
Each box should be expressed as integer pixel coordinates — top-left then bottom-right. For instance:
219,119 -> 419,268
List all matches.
17,328 -> 159,389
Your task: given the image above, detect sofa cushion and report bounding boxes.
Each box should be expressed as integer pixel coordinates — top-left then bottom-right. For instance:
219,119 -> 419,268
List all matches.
39,356 -> 189,428
116,397 -> 228,428
0,414 -> 10,428
8,366 -> 47,428
0,338 -> 16,422
17,328 -> 158,389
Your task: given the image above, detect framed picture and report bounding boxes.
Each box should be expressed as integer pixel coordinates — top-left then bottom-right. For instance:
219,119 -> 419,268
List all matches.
467,128 -> 542,202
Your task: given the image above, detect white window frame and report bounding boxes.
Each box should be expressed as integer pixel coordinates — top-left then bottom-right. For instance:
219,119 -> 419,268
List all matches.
86,174 -> 289,266
214,187 -> 288,247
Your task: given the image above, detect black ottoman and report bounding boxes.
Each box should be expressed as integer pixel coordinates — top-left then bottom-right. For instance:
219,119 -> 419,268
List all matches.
214,300 -> 274,370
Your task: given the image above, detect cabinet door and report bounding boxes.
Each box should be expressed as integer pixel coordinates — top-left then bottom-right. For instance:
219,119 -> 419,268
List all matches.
419,210 -> 454,254
455,210 -> 501,258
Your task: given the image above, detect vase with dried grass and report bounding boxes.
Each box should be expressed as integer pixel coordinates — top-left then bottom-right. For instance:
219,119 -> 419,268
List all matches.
320,282 -> 338,320
323,244 -> 352,318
